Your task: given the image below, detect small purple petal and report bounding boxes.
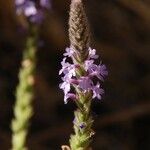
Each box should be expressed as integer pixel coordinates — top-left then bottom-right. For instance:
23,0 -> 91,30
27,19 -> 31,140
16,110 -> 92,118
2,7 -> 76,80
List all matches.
59,58 -> 76,78
78,76 -> 93,92
59,80 -> 71,95
84,60 -> 94,71
88,47 -> 99,59
92,83 -> 104,99
59,58 -> 71,75
63,47 -> 74,57
64,93 -> 76,104
88,63 -> 108,81
98,64 -> 108,77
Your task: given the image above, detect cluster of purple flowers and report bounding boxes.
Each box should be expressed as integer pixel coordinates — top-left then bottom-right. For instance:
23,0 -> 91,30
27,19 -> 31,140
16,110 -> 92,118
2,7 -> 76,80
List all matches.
59,47 -> 108,104
15,0 -> 51,23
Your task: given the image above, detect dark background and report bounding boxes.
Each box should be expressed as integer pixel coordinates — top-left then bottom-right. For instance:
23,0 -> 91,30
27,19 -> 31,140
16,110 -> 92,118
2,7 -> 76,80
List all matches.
0,0 -> 150,149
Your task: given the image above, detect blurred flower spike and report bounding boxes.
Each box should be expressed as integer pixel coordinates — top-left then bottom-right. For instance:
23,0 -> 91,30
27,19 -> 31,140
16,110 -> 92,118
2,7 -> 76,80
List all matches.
15,0 -> 51,24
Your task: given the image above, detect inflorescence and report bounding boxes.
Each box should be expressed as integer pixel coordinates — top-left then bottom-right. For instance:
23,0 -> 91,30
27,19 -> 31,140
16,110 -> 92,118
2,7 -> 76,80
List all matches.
15,0 -> 51,24
59,47 -> 108,104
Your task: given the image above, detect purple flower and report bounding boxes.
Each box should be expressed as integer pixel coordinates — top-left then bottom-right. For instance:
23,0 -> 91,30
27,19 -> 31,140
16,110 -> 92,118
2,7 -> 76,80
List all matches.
66,65 -> 76,78
59,58 -> 76,79
40,0 -> 51,9
88,63 -> 108,81
63,47 -> 75,57
88,47 -> 99,59
78,76 -> 93,92
97,64 -> 108,79
59,47 -> 108,103
24,2 -> 37,17
59,58 -> 71,75
64,93 -> 76,104
92,83 -> 104,99
84,60 -> 94,71
15,0 -> 37,16
59,79 -> 71,95
15,0 -> 51,24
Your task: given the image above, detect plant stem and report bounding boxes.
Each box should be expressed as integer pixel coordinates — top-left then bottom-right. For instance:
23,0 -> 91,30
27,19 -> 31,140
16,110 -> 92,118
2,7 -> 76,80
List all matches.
69,1 -> 94,149
11,27 -> 37,150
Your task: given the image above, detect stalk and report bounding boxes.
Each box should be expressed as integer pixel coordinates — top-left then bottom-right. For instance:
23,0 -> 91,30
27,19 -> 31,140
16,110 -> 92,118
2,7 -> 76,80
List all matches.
60,1 -> 108,150
11,27 -> 37,150
69,1 -> 93,149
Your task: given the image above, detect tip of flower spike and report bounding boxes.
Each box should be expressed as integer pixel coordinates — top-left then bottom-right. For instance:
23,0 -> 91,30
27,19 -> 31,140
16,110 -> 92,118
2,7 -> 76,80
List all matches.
72,0 -> 82,3
72,0 -> 82,4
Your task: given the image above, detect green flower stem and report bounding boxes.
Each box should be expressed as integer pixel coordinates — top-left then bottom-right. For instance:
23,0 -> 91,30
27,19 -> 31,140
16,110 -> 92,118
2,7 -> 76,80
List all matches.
70,69 -> 94,150
11,27 -> 37,150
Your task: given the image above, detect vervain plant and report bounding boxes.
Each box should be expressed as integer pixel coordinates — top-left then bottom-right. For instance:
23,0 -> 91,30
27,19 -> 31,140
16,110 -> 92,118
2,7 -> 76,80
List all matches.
59,0 -> 108,150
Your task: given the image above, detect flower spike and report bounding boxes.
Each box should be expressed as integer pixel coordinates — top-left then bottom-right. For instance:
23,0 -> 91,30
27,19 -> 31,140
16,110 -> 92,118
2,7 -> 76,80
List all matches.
59,0 -> 108,150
